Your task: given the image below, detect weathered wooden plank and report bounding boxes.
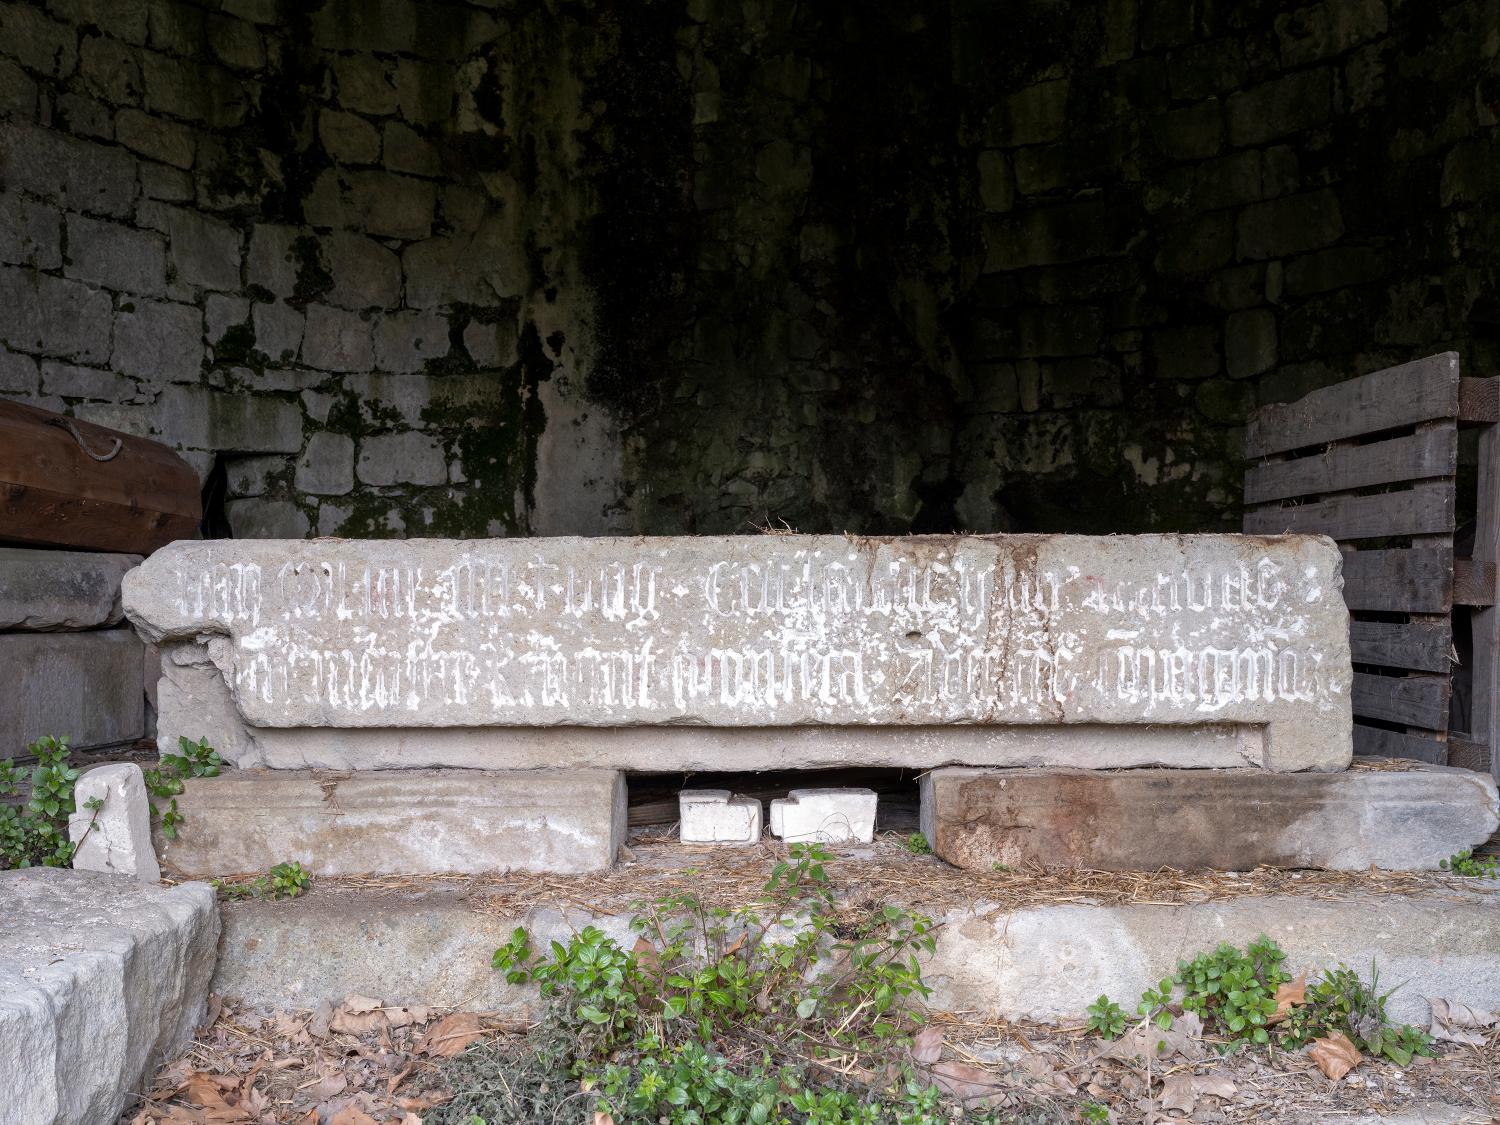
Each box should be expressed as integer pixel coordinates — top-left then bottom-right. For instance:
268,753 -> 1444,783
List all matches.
1453,559 -> 1497,607
1460,377 -> 1500,424
1353,725 -> 1449,765
1471,417 -> 1500,781
0,399 -> 200,554
1340,548 -> 1452,613
1447,737 -> 1493,774
1244,426 -> 1457,505
1244,481 -> 1455,540
1351,671 -> 1450,730
1349,619 -> 1453,672
1246,353 -> 1460,457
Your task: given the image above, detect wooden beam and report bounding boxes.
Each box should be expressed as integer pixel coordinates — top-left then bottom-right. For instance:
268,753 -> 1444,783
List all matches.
1453,558 -> 1497,606
1244,426 -> 1457,505
1351,671 -> 1450,730
1353,725 -> 1449,764
1459,377 -> 1500,423
1340,547 -> 1452,613
1349,619 -> 1453,672
1245,353 -> 1460,458
1244,480 -> 1454,540
1471,413 -> 1500,781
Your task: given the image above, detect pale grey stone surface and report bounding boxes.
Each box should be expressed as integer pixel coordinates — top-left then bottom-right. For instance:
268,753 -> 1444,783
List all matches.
373,308 -> 448,372
301,303 -> 373,371
921,765 -> 1500,872
114,107 -> 194,169
680,790 -> 763,844
356,430 -> 447,485
294,431 -> 355,495
208,868 -> 1500,1030
323,230 -> 400,309
0,548 -> 139,630
155,768 -> 625,876
245,223 -> 298,298
0,265 -> 113,361
251,299 -> 304,362
109,298 -> 202,380
0,631 -> 144,750
124,535 -> 1354,771
227,497 -> 311,539
68,763 -> 160,882
0,192 -> 62,269
0,868 -> 217,1125
64,212 -> 165,295
166,207 -> 241,291
770,788 -> 877,843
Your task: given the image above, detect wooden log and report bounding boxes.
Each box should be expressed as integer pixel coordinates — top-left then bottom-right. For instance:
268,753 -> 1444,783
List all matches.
1340,548 -> 1452,613
1246,353 -> 1460,458
1349,619 -> 1452,673
1244,426 -> 1456,505
1353,725 -> 1449,765
1351,671 -> 1450,731
1244,480 -> 1454,540
1471,415 -> 1500,781
0,399 -> 200,554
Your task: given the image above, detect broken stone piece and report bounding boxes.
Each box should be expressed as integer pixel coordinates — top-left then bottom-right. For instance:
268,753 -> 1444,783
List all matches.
0,547 -> 140,631
920,765 -> 1500,872
68,763 -> 160,883
679,789 -> 763,844
769,788 -> 877,844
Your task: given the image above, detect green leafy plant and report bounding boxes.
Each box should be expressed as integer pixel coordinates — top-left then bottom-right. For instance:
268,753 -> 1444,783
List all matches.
1168,935 -> 1288,1044
1079,1103 -> 1110,1124
471,843 -> 1035,1124
1278,962 -> 1436,1066
1440,849 -> 1499,878
1,736 -> 81,869
904,833 -> 931,855
144,735 -> 222,839
1085,995 -> 1127,1039
215,860 -> 311,901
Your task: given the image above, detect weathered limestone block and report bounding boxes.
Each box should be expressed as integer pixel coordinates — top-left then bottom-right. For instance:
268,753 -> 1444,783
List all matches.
0,548 -> 140,630
123,535 -> 1352,772
679,789 -> 762,844
770,788 -> 878,843
154,768 -> 626,876
0,868 -> 218,1125
921,765 -> 1500,872
0,630 -> 144,750
68,763 -> 159,882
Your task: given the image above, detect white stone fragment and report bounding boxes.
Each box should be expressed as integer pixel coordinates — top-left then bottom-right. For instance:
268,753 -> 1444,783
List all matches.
679,789 -> 762,844
68,763 -> 160,883
769,788 -> 877,844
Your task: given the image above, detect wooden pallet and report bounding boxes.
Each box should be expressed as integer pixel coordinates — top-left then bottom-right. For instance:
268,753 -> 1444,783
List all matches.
1244,353 -> 1498,780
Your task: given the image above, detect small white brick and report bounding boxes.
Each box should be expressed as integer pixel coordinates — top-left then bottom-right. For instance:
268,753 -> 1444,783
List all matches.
68,763 -> 160,882
769,788 -> 877,844
679,789 -> 763,844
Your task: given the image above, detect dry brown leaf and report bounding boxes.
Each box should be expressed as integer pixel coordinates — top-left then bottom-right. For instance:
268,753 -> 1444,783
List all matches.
592,1113 -> 616,1125
308,1000 -> 334,1040
330,1007 -> 388,1036
925,1060 -> 1008,1107
1308,1031 -> 1362,1082
308,1071 -> 348,1100
1159,1073 -> 1237,1114
343,994 -> 383,1014
417,1011 -> 484,1058
1095,1012 -> 1205,1064
1268,973 -> 1307,1026
1427,996 -> 1500,1046
911,1025 -> 944,1064
181,1072 -> 233,1110
329,1107 -> 380,1125
384,1005 -> 431,1029
400,1116 -> 424,1125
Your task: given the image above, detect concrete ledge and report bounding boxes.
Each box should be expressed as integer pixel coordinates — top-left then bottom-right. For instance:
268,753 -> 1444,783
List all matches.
212,873 -> 1500,1028
1,869 -> 218,1125
157,768 -> 627,876
921,765 -> 1500,872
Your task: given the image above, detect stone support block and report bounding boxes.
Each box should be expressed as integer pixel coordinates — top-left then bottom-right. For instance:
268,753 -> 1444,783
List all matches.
0,631 -> 144,751
920,766 -> 1500,872
0,548 -> 140,630
154,768 -> 626,876
0,868 -> 218,1125
68,763 -> 159,882
770,788 -> 877,844
679,789 -> 762,844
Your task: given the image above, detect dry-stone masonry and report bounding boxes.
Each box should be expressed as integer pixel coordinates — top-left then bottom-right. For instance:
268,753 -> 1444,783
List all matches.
1,868 -> 217,1125
679,790 -> 763,845
68,763 -> 160,883
921,765 -> 1500,872
123,533 -> 1353,773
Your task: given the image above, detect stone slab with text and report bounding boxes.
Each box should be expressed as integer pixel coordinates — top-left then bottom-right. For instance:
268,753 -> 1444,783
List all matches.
123,534 -> 1353,772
